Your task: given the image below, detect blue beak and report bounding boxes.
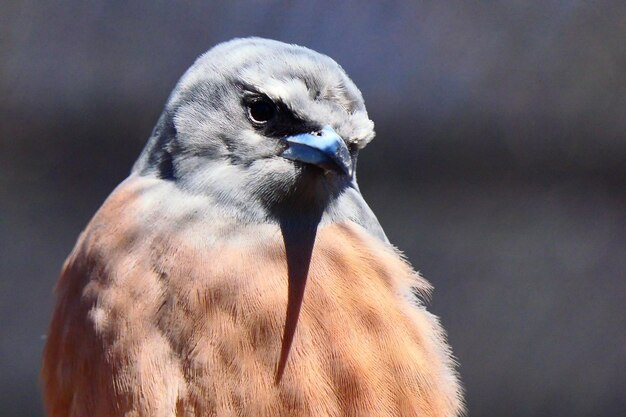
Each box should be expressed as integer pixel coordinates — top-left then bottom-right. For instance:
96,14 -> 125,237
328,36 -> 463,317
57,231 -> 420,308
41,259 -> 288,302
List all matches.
282,126 -> 352,176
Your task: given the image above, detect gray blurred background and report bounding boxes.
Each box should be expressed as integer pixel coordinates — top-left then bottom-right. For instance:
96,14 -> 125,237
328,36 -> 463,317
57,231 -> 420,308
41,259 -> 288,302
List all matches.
1,1 -> 624,416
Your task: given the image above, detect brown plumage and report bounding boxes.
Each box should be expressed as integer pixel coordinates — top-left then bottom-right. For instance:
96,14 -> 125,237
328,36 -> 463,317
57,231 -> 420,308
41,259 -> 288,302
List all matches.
42,38 -> 463,416
43,177 -> 461,416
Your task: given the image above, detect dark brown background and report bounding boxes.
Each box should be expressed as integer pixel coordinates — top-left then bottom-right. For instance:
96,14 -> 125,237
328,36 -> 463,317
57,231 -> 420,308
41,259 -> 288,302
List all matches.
1,1 -> 624,416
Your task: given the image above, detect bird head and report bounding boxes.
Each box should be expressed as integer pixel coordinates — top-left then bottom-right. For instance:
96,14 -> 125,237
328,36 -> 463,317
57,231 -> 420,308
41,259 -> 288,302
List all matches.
134,38 -> 375,219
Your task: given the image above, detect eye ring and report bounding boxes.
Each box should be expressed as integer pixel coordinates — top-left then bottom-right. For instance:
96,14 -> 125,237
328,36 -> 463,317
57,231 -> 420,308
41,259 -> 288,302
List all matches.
247,98 -> 276,124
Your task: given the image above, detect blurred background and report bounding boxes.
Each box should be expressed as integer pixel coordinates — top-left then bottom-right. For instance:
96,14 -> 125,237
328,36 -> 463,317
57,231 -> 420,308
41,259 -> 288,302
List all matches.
1,1 -> 624,416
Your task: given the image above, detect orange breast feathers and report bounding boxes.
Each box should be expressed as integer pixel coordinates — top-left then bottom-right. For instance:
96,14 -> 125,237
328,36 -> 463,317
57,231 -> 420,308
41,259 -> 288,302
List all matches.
42,177 -> 463,417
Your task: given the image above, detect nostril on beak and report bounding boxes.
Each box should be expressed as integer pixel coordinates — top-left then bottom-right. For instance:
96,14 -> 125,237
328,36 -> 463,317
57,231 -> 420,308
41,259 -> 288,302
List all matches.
312,130 -> 323,137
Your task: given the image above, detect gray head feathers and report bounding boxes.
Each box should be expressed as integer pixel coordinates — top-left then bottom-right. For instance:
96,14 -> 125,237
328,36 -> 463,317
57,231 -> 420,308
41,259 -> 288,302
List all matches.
171,38 -> 374,148
133,37 -> 385,240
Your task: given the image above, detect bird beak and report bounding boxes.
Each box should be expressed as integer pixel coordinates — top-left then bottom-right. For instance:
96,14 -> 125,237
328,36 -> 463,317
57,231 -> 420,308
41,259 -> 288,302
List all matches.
282,126 -> 352,176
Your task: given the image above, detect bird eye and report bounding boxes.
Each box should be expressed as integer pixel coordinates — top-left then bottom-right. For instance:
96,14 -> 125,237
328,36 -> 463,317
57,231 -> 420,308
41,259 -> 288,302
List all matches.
248,99 -> 276,124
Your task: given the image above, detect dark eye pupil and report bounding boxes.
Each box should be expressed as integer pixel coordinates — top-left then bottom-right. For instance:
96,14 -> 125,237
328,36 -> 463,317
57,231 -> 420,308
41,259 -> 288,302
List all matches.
249,100 -> 275,123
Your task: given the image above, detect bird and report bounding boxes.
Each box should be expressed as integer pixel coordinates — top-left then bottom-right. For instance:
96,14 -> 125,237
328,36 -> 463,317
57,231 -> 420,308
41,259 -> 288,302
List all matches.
42,38 -> 463,417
